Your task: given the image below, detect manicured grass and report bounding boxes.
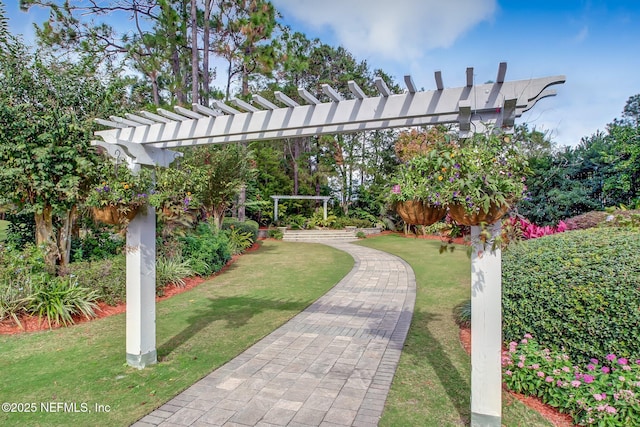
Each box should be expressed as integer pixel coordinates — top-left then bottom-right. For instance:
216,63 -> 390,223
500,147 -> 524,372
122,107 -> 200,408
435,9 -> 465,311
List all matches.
358,234 -> 553,427
0,219 -> 8,241
0,240 -> 353,427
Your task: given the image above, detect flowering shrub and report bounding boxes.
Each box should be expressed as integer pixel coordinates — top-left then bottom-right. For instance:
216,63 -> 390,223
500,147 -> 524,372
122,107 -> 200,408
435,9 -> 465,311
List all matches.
503,334 -> 640,426
85,162 -> 152,210
505,216 -> 567,239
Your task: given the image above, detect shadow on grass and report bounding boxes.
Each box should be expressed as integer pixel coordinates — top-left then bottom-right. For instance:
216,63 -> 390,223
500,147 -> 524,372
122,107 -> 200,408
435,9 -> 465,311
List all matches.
157,295 -> 305,359
402,308 -> 471,425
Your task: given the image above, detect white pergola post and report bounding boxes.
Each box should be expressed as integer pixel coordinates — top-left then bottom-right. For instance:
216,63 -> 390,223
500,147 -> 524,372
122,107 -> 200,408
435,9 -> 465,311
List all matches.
470,222 -> 502,426
125,204 -> 157,369
273,197 -> 279,222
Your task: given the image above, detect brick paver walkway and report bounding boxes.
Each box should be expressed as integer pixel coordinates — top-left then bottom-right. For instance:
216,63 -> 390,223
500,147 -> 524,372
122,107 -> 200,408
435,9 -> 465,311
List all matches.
133,241 -> 416,427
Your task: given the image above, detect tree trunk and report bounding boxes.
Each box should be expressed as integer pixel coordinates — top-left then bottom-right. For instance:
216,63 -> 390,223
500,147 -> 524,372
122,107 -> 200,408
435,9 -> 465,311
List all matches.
56,205 -> 76,272
190,0 -> 199,104
34,205 -> 59,272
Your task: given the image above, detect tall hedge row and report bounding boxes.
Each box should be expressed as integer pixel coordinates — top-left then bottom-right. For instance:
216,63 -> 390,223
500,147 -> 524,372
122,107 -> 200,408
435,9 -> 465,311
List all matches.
502,228 -> 640,363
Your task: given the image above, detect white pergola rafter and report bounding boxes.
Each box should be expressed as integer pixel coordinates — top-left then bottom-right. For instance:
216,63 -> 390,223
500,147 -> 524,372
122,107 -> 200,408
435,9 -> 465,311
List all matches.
92,63 -> 564,427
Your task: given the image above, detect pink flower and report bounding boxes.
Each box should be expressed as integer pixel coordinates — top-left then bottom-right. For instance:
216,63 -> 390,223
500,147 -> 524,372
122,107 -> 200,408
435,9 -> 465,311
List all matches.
391,184 -> 401,194
531,364 -> 540,369
590,358 -> 599,365
505,370 -> 512,376
524,333 -> 533,339
556,380 -> 563,387
605,406 -> 617,414
601,366 -> 610,373
545,376 -> 554,383
606,353 -> 617,362
537,371 -> 545,378
517,362 -> 524,368
618,357 -> 628,365
583,375 -> 594,384
593,393 -> 606,401
562,366 -> 571,373
521,338 -> 528,344
571,380 -> 581,387
587,364 -> 596,371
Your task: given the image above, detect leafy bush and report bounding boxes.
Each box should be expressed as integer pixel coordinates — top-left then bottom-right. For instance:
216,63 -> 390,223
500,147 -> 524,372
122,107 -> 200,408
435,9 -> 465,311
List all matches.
225,228 -> 254,255
71,230 -> 125,261
68,256 -> 126,306
221,217 -> 259,241
502,228 -> 640,363
503,334 -> 640,426
156,257 -> 194,295
179,221 -> 231,276
453,299 -> 471,328
28,276 -> 99,327
3,212 -> 35,249
267,228 -> 283,239
0,244 -> 50,324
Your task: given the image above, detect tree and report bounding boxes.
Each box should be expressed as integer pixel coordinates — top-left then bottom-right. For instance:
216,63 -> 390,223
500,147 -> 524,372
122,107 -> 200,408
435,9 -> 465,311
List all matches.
0,32 -> 130,270
183,144 -> 256,229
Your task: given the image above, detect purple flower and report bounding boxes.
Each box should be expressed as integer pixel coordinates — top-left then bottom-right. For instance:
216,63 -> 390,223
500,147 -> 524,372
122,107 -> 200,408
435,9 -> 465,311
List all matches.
590,358 -> 599,365
601,366 -> 610,373
583,375 -> 595,384
587,364 -> 596,371
618,358 -> 628,365
606,353 -> 617,362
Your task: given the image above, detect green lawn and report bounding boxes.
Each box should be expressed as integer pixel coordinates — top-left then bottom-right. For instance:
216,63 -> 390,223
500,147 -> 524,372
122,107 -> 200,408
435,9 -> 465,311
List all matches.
0,240 -> 353,426
0,236 -> 553,426
0,219 -> 8,241
358,234 -> 552,427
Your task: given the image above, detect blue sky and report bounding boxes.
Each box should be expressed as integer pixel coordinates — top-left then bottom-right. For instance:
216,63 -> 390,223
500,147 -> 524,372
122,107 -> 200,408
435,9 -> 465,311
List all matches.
7,0 -> 640,147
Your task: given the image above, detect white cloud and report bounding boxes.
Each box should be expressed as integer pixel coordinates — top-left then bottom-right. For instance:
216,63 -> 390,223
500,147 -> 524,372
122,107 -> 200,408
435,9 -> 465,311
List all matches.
272,0 -> 497,61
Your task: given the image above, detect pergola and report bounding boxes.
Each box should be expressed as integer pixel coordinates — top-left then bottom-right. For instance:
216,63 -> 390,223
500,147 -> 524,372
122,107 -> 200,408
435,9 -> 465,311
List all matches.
270,195 -> 331,222
93,62 -> 564,427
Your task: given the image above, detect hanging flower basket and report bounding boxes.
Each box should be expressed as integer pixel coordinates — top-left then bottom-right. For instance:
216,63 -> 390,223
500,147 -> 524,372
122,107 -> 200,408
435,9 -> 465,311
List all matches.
448,202 -> 511,226
395,200 -> 447,226
92,205 -> 140,225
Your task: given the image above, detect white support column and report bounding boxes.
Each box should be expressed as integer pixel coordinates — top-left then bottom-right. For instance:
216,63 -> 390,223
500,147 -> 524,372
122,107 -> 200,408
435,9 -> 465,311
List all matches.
323,199 -> 328,220
470,223 -> 502,426
273,198 -> 279,222
125,204 -> 157,369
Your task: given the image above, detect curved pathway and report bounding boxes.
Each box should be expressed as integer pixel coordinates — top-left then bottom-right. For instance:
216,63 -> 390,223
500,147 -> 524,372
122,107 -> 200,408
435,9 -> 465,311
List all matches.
134,241 -> 416,427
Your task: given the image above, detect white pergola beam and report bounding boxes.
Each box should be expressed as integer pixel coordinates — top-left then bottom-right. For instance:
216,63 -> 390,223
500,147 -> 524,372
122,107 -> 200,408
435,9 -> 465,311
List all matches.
109,116 -> 140,127
95,118 -> 128,128
275,91 -> 300,107
298,88 -> 320,105
375,77 -> 392,97
231,97 -> 260,113
348,80 -> 367,99
125,113 -> 156,126
322,84 -> 343,102
252,94 -> 278,110
435,71 -> 444,90
139,111 -> 173,123
175,105 -> 205,119
193,103 -> 222,117
158,108 -> 191,121
213,100 -> 241,115
404,75 -> 417,94
497,62 -> 507,84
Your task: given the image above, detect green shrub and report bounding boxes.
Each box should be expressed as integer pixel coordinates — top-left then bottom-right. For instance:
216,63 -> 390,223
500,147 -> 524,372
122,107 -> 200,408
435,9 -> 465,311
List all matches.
68,256 -> 126,306
267,228 -> 283,239
502,228 -> 640,363
453,299 -> 471,328
28,276 -> 99,327
0,244 -> 50,324
225,228 -> 254,255
179,221 -> 231,276
71,230 -> 125,261
4,212 -> 35,249
221,218 -> 259,241
156,257 -> 194,294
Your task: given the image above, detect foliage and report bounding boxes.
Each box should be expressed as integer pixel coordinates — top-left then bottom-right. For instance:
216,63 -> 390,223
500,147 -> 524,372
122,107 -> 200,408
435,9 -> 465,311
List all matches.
179,221 -> 231,276
502,228 -> 640,363
67,256 -> 126,306
3,211 -> 35,249
28,276 -> 99,327
85,160 -> 153,210
221,218 -> 259,242
267,228 -> 284,239
503,334 -> 640,426
224,228 -> 254,255
452,299 -> 472,329
390,129 -> 529,217
355,231 -> 366,239
156,257 -> 194,295
71,230 -> 125,262
504,216 -> 567,240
